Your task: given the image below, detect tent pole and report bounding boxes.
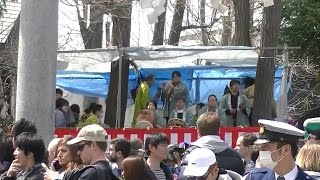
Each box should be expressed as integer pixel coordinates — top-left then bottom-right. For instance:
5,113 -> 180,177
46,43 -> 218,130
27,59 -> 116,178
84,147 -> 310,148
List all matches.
116,48 -> 123,128
276,44 -> 289,122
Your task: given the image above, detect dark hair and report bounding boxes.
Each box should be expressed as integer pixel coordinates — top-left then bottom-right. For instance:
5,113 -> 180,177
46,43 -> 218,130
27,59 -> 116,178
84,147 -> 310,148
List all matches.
56,88 -> 63,96
83,103 -> 97,114
168,145 -> 184,163
144,75 -> 154,81
172,71 -> 181,79
0,135 -> 14,163
70,104 -> 80,114
15,132 -> 45,164
197,112 -> 220,136
130,138 -> 143,155
56,98 -> 69,109
230,79 -> 240,87
207,95 -> 218,102
244,77 -> 255,88
84,108 -> 92,115
110,138 -> 131,158
145,133 -> 169,156
242,133 -> 258,147
92,104 -> 103,114
196,103 -> 205,109
12,118 -> 37,139
277,141 -> 298,158
123,155 -> 155,180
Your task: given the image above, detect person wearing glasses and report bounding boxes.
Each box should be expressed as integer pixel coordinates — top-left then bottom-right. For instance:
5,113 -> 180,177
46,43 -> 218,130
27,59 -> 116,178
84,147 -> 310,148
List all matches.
198,95 -> 226,126
64,124 -> 117,179
183,148 -> 242,180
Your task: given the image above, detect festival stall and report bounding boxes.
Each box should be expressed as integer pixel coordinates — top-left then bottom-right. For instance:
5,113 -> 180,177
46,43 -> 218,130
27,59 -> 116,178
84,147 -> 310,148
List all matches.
55,46 -> 286,145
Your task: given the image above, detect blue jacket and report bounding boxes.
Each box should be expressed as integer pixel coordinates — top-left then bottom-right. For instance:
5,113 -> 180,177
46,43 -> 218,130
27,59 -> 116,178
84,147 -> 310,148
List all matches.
245,166 -> 315,180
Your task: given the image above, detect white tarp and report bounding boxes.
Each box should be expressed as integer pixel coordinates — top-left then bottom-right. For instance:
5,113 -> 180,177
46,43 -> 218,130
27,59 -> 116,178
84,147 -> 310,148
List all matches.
57,46 -> 259,72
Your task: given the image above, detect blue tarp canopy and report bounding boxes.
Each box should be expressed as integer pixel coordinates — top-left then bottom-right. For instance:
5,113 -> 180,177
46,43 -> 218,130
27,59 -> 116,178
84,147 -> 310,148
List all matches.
57,66 -> 284,104
56,46 -> 284,105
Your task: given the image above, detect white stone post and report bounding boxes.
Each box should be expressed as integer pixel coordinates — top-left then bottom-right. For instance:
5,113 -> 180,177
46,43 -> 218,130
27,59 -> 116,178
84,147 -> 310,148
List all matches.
15,0 -> 59,145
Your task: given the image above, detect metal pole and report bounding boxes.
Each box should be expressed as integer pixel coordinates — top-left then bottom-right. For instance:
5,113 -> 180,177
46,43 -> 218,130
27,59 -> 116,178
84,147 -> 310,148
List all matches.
116,48 -> 123,128
277,44 -> 289,122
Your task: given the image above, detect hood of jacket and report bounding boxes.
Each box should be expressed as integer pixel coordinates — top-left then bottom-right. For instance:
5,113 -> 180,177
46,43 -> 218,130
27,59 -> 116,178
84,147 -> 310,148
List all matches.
191,135 -> 229,153
218,169 -> 242,180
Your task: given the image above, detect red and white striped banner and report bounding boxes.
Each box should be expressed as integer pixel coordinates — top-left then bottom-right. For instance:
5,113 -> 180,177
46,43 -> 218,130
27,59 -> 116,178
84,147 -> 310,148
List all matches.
54,127 -> 259,148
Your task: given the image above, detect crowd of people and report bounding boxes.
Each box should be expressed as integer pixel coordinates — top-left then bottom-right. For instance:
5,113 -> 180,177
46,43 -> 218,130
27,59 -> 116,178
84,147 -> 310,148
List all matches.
54,70 -> 274,129
1,69 -> 319,180
132,70 -> 277,128
1,113 -> 320,180
55,89 -> 105,128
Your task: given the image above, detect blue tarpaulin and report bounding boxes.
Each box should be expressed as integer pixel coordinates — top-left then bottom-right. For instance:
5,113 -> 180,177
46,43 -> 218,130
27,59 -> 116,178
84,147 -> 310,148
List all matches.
56,65 -> 284,105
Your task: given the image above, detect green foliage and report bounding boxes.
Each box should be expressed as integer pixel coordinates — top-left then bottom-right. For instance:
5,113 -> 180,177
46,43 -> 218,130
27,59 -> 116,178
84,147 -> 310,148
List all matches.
279,0 -> 320,90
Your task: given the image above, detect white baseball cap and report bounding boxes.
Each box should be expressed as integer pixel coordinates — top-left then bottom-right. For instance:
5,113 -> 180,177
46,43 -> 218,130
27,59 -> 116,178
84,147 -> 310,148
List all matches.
183,148 -> 217,177
67,124 -> 108,145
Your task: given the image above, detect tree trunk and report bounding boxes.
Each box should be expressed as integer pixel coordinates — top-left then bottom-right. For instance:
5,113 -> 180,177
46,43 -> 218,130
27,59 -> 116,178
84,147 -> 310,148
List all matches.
106,1 -> 132,127
168,0 -> 186,46
82,5 -> 103,49
252,0 -> 283,125
75,2 -> 104,109
104,56 -> 130,128
200,0 -> 208,46
111,1 -> 132,47
220,0 -> 232,46
232,0 -> 251,46
152,0 -> 167,45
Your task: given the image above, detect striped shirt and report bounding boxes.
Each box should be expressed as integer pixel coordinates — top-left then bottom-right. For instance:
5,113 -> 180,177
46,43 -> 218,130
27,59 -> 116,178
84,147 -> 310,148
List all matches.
152,169 -> 166,180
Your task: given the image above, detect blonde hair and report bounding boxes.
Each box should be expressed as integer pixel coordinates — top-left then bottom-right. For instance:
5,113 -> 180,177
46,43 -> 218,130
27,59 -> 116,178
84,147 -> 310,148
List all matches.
296,144 -> 320,172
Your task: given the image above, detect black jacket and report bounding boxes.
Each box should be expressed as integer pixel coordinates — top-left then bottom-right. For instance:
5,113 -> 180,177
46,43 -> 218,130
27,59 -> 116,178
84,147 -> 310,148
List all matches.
1,164 -> 45,180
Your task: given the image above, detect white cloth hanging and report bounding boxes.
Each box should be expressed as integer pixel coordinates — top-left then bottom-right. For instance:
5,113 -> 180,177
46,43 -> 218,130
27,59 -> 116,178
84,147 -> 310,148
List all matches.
255,0 -> 274,7
140,0 -> 166,24
210,0 -> 229,16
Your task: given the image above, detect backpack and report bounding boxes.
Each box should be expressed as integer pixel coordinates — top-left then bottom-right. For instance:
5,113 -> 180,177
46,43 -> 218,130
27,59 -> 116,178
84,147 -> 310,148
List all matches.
63,163 -> 119,180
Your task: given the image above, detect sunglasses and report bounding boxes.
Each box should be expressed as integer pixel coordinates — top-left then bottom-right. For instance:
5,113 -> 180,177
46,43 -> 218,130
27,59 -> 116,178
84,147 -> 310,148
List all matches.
78,142 -> 92,151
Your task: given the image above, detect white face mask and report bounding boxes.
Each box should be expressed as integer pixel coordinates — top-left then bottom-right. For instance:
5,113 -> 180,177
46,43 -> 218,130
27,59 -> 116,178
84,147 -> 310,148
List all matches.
259,147 -> 285,169
177,109 -> 184,113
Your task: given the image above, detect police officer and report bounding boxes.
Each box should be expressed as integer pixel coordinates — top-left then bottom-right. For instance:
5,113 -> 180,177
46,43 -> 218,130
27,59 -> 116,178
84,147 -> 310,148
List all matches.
304,117 -> 320,145
305,128 -> 320,145
245,119 -> 315,180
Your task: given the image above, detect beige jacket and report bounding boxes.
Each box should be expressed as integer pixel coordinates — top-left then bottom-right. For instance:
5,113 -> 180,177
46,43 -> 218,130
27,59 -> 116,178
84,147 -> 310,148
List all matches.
243,84 -> 255,107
